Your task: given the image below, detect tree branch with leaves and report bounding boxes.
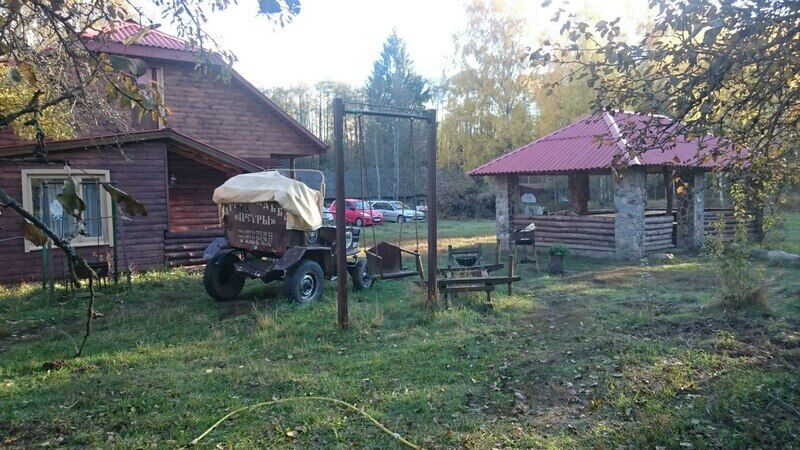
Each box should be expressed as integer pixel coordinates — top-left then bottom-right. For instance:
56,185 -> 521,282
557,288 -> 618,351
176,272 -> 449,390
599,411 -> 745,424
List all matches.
531,0 -> 799,232
0,0 -> 301,356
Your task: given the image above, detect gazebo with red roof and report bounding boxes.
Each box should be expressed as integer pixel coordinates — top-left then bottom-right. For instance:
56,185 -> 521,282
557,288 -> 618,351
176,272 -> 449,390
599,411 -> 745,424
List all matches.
469,111 -> 747,260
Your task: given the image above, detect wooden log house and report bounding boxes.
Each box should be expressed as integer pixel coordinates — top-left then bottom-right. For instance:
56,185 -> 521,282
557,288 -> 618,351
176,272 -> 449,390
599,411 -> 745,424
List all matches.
0,21 -> 327,284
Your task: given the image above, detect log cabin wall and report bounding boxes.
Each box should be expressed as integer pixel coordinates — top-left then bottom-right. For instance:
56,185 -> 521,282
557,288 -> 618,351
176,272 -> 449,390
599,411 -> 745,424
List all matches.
0,142 -> 169,284
1,59 -> 325,167
164,150 -> 232,266
160,62 -> 300,166
166,150 -> 230,233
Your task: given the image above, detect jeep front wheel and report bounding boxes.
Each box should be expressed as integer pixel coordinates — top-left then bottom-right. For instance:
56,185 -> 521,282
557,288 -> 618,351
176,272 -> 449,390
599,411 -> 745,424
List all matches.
283,260 -> 324,304
203,253 -> 245,302
349,259 -> 374,291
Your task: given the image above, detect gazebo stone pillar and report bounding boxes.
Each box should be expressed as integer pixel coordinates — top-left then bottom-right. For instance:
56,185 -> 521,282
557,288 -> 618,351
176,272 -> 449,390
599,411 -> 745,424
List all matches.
676,169 -> 706,250
494,174 -> 519,251
614,166 -> 647,260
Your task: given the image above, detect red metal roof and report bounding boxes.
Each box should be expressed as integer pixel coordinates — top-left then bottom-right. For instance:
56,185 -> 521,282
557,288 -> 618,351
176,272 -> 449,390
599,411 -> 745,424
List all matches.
469,112 -> 744,176
84,20 -> 189,51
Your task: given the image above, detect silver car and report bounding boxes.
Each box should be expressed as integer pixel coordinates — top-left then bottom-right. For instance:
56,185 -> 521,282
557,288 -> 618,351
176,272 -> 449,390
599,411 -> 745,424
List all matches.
368,200 -> 425,223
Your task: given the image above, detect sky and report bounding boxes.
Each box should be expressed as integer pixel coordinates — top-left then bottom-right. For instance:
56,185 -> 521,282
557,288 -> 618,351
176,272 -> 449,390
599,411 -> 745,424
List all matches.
152,0 -> 650,90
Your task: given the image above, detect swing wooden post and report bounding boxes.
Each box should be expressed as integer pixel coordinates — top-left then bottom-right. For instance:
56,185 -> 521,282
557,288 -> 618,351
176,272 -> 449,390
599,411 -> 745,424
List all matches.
426,108 -> 438,307
507,255 -> 515,296
333,98 -> 349,329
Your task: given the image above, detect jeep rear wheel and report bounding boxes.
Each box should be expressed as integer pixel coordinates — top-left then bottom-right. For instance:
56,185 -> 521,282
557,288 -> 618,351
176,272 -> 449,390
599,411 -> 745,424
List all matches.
283,260 -> 324,304
203,253 -> 245,302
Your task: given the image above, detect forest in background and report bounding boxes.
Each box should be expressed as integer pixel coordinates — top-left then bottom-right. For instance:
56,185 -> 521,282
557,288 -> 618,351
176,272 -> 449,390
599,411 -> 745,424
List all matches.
262,0 -> 610,217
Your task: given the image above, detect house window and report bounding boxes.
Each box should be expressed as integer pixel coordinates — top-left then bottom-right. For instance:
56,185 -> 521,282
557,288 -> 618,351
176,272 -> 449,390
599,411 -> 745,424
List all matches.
133,66 -> 165,130
21,169 -> 113,252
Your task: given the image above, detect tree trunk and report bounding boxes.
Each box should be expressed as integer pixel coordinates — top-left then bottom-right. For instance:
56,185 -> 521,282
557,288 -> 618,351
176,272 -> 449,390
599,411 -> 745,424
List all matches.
373,128 -> 381,199
393,123 -> 399,200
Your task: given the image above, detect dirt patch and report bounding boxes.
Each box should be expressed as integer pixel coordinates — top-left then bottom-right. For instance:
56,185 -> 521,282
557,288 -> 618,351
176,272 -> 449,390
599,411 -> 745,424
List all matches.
41,359 -> 68,371
637,314 -> 800,368
0,419 -> 72,448
217,301 -> 258,319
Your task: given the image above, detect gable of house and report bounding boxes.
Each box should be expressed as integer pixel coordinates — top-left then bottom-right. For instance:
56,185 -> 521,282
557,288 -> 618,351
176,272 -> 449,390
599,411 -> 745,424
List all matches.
0,21 -> 327,168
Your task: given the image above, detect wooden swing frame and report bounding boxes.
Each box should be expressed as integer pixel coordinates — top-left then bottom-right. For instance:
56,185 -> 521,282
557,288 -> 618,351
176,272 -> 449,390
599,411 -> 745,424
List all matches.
332,99 -> 439,328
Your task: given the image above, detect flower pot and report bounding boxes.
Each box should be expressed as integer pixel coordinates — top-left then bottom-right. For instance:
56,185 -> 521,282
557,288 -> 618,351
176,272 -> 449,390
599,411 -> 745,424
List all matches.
548,254 -> 565,275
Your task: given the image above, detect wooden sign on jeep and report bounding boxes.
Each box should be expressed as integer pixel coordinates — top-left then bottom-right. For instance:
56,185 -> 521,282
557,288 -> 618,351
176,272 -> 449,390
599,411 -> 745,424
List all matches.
223,202 -> 292,253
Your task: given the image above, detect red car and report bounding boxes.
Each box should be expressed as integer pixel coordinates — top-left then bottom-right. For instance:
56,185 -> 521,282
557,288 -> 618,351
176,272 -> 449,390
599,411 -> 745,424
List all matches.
329,199 -> 383,227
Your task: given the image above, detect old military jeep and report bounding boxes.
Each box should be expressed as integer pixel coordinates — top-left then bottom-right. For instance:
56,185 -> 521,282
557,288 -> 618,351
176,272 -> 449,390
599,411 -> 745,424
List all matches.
202,171 -> 372,303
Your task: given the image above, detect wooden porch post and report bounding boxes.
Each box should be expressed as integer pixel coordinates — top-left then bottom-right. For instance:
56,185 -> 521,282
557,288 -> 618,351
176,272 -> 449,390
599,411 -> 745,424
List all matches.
568,173 -> 590,215
663,166 -> 674,215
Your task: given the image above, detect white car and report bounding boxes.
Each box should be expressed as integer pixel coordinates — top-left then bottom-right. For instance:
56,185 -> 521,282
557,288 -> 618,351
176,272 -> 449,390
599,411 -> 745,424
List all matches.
368,200 -> 425,223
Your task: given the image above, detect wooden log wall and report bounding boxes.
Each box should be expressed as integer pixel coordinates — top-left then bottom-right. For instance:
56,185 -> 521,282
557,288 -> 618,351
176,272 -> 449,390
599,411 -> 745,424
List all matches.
644,214 -> 675,252
513,214 -> 615,256
164,229 -> 223,267
0,143 -> 168,284
167,151 -> 230,233
703,208 -> 757,241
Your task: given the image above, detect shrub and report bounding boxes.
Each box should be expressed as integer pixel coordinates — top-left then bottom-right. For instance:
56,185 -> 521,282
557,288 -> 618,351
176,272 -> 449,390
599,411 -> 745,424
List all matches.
705,218 -> 768,310
548,243 -> 570,257
437,169 -> 495,219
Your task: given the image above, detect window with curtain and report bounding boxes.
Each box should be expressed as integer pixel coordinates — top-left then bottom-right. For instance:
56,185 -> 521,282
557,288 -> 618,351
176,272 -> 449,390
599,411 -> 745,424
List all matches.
22,170 -> 112,250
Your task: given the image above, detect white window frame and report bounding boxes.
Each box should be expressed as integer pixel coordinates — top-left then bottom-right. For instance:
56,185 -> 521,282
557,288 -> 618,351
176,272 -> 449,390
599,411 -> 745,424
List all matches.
21,169 -> 114,252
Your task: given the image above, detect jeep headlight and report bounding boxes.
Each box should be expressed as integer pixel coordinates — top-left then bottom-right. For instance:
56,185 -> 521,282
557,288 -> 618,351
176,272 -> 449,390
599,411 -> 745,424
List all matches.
345,230 -> 353,249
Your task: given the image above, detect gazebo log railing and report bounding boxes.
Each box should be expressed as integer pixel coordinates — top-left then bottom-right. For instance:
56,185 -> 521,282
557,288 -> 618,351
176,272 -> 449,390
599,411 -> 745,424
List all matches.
644,213 -> 675,252
703,208 -> 757,241
512,212 -> 678,256
512,214 -> 615,256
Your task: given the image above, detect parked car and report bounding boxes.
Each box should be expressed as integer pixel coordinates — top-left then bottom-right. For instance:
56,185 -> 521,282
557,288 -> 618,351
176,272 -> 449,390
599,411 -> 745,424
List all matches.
368,200 -> 425,223
329,199 -> 383,227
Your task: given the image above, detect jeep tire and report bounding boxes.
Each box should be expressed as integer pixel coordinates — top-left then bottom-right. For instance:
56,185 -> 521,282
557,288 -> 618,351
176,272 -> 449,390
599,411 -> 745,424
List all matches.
349,259 -> 374,291
283,260 -> 324,304
203,253 -> 245,302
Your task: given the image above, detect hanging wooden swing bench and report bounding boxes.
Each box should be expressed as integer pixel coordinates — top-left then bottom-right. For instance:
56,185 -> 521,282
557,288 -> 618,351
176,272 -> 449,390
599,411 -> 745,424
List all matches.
350,113 -> 425,283
366,241 -> 425,281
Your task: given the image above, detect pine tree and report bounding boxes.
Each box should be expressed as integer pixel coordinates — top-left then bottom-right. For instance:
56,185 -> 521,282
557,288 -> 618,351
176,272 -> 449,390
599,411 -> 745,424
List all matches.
365,31 -> 430,199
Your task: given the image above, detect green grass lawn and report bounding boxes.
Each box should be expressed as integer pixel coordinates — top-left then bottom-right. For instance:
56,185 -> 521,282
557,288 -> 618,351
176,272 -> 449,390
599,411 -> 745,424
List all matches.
1,218 -> 799,448
767,212 -> 800,254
